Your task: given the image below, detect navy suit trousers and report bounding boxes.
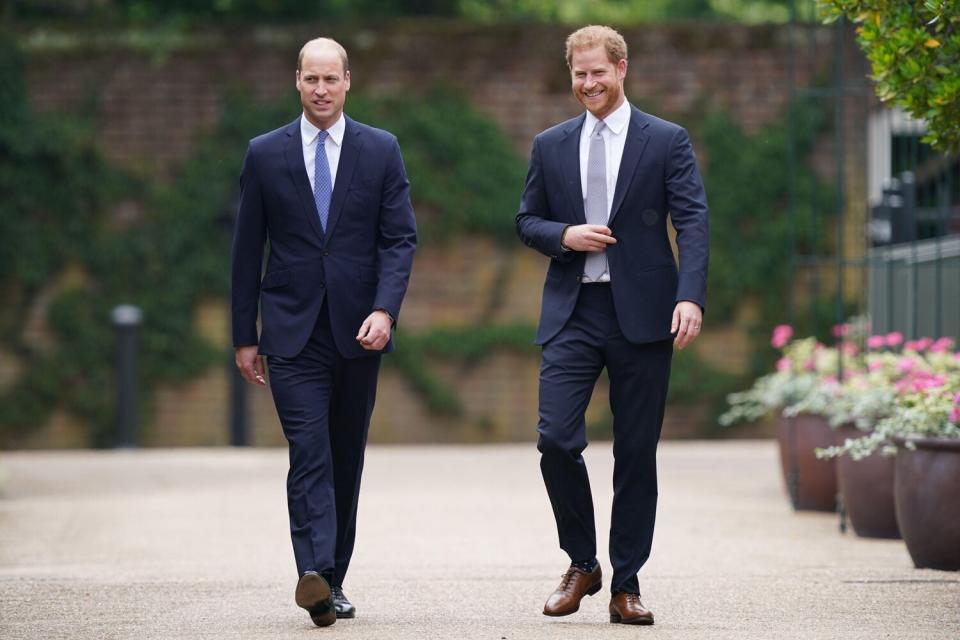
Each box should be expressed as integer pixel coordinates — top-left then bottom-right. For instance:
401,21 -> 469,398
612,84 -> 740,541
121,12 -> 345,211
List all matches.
537,284 -> 672,594
267,302 -> 380,584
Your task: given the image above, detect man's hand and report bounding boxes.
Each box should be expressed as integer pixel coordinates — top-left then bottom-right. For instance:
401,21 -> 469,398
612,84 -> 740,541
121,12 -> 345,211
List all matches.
356,310 -> 392,351
561,224 -> 617,252
235,345 -> 266,386
671,301 -> 703,350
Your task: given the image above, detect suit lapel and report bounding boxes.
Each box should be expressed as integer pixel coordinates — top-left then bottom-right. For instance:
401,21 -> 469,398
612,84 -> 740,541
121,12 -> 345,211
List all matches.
560,114 -> 587,225
608,107 -> 650,226
283,117 -> 326,242
324,116 -> 364,243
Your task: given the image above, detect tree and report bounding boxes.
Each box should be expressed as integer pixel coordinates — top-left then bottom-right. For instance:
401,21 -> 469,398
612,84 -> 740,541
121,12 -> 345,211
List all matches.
819,1 -> 960,151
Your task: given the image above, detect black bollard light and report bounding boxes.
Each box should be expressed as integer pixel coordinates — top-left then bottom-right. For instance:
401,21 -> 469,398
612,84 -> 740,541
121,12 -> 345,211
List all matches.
221,192 -> 249,447
229,349 -> 249,447
111,304 -> 142,448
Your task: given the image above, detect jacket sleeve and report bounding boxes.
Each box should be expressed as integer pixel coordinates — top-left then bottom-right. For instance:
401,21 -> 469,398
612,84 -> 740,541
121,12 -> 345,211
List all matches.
515,136 -> 576,263
666,127 -> 709,310
373,135 -> 417,323
230,144 -> 267,347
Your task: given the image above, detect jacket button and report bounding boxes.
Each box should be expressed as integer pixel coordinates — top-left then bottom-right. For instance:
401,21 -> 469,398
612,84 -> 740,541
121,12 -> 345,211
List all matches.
323,251 -> 329,256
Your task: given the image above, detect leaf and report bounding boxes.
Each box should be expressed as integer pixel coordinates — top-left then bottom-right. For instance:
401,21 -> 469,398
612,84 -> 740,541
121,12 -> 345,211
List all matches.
925,38 -> 941,48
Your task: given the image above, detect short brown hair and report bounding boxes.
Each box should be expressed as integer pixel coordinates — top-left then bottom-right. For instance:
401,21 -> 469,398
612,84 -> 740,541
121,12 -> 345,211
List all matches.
298,37 -> 349,73
565,25 -> 627,67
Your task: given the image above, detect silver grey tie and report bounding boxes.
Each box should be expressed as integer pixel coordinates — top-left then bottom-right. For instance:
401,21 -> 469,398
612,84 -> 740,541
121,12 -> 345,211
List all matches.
584,120 -> 608,281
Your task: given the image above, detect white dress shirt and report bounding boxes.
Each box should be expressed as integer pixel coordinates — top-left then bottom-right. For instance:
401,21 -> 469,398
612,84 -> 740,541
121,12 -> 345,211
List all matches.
577,99 -> 631,282
301,113 -> 345,191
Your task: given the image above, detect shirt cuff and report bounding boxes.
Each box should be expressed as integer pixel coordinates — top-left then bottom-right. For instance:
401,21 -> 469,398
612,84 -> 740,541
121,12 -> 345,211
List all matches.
374,308 -> 396,326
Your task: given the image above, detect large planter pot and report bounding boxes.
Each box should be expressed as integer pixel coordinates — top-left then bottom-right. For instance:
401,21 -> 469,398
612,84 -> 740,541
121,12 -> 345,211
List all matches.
894,436 -> 960,571
835,425 -> 900,539
776,413 -> 838,512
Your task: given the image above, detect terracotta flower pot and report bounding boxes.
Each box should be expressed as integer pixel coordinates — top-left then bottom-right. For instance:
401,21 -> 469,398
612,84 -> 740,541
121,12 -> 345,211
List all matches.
894,436 -> 960,571
776,413 -> 838,511
835,424 -> 900,539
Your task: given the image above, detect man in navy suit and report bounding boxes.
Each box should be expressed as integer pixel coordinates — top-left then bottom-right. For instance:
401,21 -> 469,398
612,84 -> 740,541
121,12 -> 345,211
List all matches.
516,25 -> 708,625
231,37 -> 416,627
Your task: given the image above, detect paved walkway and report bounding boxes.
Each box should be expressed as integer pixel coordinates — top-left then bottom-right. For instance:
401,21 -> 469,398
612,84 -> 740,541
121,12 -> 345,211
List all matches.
0,442 -> 957,639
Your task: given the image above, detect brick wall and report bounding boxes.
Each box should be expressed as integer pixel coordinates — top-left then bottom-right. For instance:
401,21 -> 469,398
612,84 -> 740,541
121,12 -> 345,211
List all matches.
13,21 -> 870,447
24,22 -> 845,171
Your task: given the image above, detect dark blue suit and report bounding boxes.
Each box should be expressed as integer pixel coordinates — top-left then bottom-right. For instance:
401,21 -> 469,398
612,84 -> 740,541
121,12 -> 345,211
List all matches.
231,115 -> 416,583
516,105 -> 708,594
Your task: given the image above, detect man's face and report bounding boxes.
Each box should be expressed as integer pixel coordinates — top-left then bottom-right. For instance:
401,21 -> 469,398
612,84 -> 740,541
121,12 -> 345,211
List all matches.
570,45 -> 627,120
296,47 -> 350,130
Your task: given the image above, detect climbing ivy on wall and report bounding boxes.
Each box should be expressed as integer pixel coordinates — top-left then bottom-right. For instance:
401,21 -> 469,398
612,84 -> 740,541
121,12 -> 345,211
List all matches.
698,97 -> 836,374
0,35 -> 134,442
0,31 -> 834,444
0,37 -> 527,445
348,89 -> 526,244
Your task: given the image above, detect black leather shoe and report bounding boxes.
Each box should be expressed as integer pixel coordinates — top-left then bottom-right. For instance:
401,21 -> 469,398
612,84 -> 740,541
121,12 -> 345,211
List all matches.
331,586 -> 356,619
295,572 -> 335,627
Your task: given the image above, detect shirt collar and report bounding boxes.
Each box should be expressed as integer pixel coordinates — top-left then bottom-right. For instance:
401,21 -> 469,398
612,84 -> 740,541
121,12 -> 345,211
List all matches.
583,99 -> 631,137
301,112 -> 346,147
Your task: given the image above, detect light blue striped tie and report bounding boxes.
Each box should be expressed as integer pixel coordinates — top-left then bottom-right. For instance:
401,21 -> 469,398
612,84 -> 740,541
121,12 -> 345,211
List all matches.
584,120 -> 608,281
313,130 -> 332,231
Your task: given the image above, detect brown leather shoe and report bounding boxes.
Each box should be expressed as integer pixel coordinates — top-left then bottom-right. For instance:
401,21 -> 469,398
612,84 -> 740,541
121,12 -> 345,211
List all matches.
609,592 -> 654,625
295,572 -> 336,627
542,565 -> 602,616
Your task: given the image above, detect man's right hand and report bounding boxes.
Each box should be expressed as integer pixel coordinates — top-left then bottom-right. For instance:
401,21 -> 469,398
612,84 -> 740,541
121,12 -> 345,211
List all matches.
561,224 -> 617,252
235,345 -> 266,386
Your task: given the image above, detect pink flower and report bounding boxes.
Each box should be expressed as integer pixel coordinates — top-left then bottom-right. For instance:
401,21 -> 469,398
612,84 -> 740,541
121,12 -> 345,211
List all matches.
950,405 -> 960,425
915,337 -> 932,351
771,324 -> 794,349
776,357 -> 791,372
916,374 -> 946,390
803,359 -> 816,372
885,332 -> 904,347
896,358 -> 916,374
868,360 -> 884,371
866,335 -> 886,349
822,375 -> 839,386
929,337 -> 955,353
832,323 -> 849,337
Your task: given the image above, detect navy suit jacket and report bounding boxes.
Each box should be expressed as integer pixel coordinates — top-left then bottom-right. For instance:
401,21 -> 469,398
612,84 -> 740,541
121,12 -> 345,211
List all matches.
516,106 -> 708,346
231,115 -> 417,359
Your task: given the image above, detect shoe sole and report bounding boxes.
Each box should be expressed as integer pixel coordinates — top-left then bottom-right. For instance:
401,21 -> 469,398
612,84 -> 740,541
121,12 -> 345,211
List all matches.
295,574 -> 335,627
542,581 -> 602,616
610,612 -> 654,625
336,610 -> 356,619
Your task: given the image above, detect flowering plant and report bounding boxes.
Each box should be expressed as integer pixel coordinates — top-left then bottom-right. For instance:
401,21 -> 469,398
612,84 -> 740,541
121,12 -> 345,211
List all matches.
719,327 -> 830,426
822,382 -> 960,460
818,336 -> 960,459
720,323 -> 960,462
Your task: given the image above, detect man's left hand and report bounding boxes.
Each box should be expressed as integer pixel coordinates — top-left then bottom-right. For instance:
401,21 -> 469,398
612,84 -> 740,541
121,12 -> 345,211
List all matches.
356,310 -> 393,351
671,301 -> 703,350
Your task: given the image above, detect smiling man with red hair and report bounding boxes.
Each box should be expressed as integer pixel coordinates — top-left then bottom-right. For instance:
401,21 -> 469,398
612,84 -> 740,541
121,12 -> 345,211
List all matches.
516,24 -> 710,625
